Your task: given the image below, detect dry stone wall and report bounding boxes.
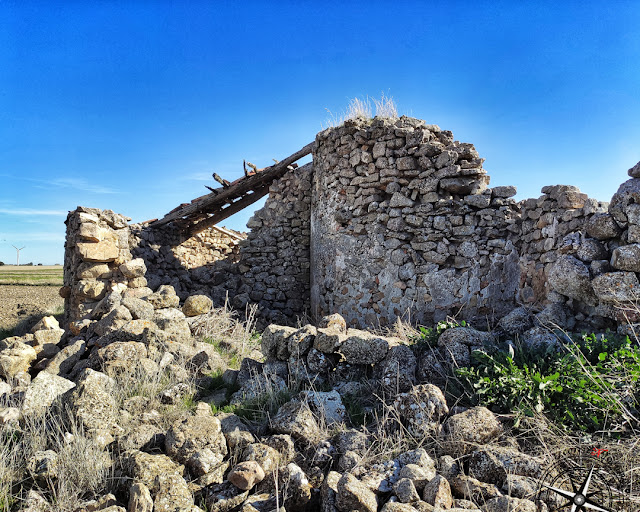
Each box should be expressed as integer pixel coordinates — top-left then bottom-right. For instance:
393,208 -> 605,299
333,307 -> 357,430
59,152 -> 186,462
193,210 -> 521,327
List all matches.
544,162 -> 640,332
233,163 -> 313,324
62,116 -> 640,333
311,117 -> 521,328
128,223 -> 244,303
516,186 -> 607,301
62,207 -> 142,333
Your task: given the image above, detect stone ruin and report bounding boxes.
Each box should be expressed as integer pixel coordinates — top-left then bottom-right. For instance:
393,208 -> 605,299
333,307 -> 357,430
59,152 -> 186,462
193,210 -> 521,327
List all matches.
62,116 -> 640,336
5,115 -> 640,512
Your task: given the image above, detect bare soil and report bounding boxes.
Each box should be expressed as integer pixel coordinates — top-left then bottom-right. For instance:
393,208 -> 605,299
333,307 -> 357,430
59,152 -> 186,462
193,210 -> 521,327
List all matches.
0,284 -> 64,335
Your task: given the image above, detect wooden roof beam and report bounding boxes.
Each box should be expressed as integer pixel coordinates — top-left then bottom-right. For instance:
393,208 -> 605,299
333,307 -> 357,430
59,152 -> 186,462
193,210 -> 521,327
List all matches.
151,141 -> 314,228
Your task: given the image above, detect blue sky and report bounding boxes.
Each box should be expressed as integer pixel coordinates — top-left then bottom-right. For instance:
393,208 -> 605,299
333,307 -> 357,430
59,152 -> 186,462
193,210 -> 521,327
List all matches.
1,1 -> 639,265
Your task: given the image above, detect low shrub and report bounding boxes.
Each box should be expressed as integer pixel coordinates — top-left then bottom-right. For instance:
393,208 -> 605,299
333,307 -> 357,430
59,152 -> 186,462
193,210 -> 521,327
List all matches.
457,332 -> 640,433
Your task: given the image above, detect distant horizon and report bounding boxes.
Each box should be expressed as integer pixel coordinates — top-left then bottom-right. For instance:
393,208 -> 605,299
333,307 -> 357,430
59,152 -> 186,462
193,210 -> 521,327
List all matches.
0,263 -> 62,267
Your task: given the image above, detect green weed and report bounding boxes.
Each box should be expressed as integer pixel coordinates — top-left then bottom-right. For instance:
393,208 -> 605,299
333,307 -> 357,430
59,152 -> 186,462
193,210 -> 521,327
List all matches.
231,389 -> 295,424
457,332 -> 640,433
203,338 -> 242,369
411,319 -> 467,350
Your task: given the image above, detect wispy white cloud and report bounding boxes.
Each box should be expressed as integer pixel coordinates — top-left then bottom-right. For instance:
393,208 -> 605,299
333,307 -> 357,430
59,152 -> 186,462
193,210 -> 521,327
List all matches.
0,208 -> 67,216
49,178 -> 117,194
185,172 -> 214,181
0,232 -> 65,242
0,174 -> 117,194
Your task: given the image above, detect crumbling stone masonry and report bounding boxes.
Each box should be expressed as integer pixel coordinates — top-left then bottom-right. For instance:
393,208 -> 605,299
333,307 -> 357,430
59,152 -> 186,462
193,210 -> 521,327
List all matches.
62,208 -> 244,332
129,222 -> 244,301
63,116 -> 639,332
311,117 -> 520,327
232,163 -> 312,324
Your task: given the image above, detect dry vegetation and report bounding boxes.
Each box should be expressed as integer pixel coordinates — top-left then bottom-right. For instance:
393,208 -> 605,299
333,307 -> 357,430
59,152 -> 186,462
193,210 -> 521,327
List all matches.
0,266 -> 63,286
324,93 -> 399,128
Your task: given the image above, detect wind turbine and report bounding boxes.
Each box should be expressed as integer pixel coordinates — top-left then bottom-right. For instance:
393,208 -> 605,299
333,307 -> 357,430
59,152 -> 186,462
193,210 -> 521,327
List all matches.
11,245 -> 25,266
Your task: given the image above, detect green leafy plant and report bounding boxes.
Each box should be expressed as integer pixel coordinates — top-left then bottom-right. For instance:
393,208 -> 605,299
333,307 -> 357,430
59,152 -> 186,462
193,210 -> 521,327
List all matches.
411,319 -> 467,349
456,333 -> 640,433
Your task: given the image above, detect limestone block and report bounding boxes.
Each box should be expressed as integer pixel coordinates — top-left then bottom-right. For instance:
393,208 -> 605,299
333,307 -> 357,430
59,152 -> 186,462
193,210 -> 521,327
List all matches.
491,185 -> 517,198
393,384 -> 448,438
261,324 -> 297,360
30,316 -> 60,333
58,369 -> 118,434
611,244 -> 640,272
146,285 -> 180,309
547,255 -> 597,305
22,371 -> 75,415
45,339 -> 86,375
126,277 -> 147,289
378,344 -> 416,393
439,407 -> 502,457
314,328 -> 348,353
338,330 -> 391,364
609,178 -> 640,225
77,229 -> 119,262
440,175 -> 489,195
336,473 -> 378,512
182,294 -> 213,317
33,329 -> 64,357
422,475 -> 453,509
592,272 -> 640,303
120,258 -> 147,278
228,460 -> 265,490
165,415 -> 227,466
299,390 -> 346,426
128,482 -> 153,512
241,443 -> 281,473
93,305 -> 133,336
78,222 -> 104,242
0,341 -> 37,379
75,279 -> 107,300
270,400 -> 320,443
120,450 -> 193,512
586,212 -> 622,240
482,496 -> 536,512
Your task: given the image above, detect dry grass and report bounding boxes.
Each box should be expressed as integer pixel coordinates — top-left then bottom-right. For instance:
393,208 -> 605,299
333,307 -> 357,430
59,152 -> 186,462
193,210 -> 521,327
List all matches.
324,93 -> 399,128
372,92 -> 398,119
190,301 -> 260,368
0,410 -> 112,511
111,361 -> 198,430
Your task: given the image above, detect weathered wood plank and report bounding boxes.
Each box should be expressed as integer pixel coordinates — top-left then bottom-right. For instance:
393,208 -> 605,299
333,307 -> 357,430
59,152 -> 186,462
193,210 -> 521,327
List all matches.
151,141 -> 314,228
187,185 -> 270,236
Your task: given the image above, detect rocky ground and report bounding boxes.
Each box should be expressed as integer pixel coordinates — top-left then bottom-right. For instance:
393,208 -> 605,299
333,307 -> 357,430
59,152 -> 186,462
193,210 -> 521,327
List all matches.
0,285 -> 64,334
0,262 -> 638,511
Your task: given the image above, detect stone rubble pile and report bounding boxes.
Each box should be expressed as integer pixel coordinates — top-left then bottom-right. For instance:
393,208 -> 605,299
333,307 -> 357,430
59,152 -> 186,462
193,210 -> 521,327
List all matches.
43,116 -> 640,510
0,297 -> 560,511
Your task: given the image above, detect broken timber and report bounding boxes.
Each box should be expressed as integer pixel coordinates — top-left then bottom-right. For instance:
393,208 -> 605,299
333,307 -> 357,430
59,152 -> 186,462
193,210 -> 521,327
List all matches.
151,141 -> 314,236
